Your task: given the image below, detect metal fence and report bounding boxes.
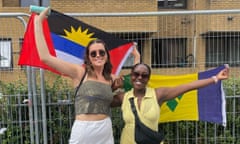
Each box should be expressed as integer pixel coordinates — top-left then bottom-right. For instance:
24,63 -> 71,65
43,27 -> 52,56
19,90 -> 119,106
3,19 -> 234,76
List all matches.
0,9 -> 240,144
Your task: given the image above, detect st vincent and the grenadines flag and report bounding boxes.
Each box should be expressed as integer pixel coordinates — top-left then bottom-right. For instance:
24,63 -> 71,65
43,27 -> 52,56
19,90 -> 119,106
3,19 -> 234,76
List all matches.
123,65 -> 227,126
18,9 -> 134,75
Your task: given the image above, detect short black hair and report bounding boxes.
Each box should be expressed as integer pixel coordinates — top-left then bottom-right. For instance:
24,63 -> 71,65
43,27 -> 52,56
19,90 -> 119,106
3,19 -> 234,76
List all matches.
131,63 -> 151,75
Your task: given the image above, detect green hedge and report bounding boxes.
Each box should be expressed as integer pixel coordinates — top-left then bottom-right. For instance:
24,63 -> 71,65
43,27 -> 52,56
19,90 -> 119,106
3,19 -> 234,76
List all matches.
0,77 -> 239,143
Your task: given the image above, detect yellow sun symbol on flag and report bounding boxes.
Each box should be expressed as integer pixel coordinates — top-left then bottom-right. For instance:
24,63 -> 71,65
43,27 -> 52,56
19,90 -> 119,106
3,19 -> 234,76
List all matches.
63,26 -> 96,47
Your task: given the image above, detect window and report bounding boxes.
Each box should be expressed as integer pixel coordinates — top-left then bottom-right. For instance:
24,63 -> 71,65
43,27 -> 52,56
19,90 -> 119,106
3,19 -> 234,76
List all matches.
206,36 -> 240,67
0,39 -> 13,69
152,38 -> 190,68
3,0 -> 49,7
158,0 -> 187,9
20,0 -> 49,7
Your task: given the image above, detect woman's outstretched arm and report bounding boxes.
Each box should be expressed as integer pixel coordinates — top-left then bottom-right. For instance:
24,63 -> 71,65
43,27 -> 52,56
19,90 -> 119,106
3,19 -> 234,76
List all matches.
156,66 -> 229,105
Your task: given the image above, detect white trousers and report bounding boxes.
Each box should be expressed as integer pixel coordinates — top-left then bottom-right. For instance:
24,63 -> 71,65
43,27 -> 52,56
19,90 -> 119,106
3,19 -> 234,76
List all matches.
69,117 -> 114,144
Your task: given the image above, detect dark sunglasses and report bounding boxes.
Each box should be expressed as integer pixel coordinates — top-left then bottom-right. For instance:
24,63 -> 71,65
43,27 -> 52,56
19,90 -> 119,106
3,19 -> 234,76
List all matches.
131,72 -> 149,79
90,49 -> 106,58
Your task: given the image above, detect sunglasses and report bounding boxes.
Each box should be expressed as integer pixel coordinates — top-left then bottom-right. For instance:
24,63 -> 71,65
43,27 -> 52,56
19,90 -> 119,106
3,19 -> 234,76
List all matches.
90,50 -> 106,58
131,72 -> 149,79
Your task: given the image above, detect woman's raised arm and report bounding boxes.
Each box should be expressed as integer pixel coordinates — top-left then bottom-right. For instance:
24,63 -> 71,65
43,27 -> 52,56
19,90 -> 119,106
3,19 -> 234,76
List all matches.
33,8 -> 84,86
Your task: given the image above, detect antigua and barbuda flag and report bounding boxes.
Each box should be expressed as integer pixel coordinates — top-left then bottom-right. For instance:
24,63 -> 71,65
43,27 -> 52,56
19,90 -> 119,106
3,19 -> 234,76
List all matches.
123,65 -> 227,126
18,9 -> 135,75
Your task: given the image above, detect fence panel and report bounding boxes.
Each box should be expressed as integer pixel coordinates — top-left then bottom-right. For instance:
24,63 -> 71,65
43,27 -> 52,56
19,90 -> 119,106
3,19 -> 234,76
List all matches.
0,10 -> 240,144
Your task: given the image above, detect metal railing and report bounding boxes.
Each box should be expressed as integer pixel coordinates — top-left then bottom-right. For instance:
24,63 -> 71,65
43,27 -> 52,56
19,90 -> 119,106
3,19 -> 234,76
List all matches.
0,9 -> 240,144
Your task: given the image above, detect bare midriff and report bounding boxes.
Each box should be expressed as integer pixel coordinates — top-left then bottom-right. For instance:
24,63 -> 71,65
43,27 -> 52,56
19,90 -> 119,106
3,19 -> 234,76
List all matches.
75,114 -> 108,121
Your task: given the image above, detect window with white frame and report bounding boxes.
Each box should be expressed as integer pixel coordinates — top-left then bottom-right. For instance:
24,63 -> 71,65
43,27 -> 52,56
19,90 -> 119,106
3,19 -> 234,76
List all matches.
0,39 -> 12,69
20,0 -> 49,7
152,38 -> 189,68
158,0 -> 187,9
206,36 -> 240,67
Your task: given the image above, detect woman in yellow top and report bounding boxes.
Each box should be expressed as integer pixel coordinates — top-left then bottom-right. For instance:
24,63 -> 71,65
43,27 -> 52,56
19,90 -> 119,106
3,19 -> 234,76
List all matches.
112,63 -> 229,144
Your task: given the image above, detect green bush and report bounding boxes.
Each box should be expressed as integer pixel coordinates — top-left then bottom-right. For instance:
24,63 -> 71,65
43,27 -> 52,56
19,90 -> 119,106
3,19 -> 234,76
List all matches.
0,76 -> 239,143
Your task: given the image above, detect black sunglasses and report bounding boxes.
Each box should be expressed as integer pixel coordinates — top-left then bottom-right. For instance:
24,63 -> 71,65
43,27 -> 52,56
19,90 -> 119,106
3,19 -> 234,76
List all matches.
90,49 -> 106,58
131,72 -> 149,79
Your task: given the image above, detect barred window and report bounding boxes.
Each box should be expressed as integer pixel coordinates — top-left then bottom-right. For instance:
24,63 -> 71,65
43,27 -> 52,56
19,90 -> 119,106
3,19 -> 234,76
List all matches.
152,38 -> 191,68
0,39 -> 13,69
158,0 -> 187,9
206,36 -> 240,67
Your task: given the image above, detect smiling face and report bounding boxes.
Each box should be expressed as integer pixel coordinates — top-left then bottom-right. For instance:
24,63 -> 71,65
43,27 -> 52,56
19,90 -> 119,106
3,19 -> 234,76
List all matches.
88,43 -> 107,67
84,39 -> 112,80
131,64 -> 151,90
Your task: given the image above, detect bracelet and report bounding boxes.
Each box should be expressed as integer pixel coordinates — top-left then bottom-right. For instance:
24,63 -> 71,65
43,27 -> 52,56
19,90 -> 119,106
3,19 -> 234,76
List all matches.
211,76 -> 218,84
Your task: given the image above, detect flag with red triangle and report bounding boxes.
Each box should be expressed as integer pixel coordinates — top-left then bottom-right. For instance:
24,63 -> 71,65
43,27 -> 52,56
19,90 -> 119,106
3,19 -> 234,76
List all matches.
18,9 -> 134,75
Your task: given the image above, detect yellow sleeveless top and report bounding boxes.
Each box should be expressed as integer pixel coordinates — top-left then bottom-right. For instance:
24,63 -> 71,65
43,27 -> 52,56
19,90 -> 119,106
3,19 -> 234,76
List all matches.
120,87 -> 160,144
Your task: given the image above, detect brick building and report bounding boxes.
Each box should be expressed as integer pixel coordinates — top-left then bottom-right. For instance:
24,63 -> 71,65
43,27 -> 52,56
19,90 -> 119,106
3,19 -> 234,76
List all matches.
0,0 -> 240,82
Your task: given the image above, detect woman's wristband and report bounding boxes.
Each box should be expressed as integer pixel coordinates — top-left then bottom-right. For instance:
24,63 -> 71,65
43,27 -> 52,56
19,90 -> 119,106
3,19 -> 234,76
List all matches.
211,76 -> 218,84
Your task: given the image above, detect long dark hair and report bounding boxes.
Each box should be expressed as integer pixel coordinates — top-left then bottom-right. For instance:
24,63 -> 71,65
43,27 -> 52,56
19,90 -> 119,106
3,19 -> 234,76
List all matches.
84,39 -> 113,81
